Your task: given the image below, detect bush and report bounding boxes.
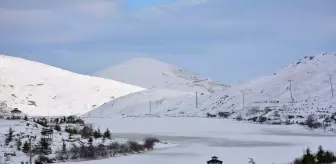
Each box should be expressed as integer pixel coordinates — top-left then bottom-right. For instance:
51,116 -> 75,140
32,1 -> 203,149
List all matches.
258,116 -> 268,123
108,142 -> 121,156
69,144 -> 80,159
306,114 -> 316,129
35,155 -> 53,163
128,141 -> 144,153
143,138 -> 159,150
206,113 -> 217,118
54,125 -> 61,132
218,112 -> 230,118
236,115 -> 243,121
305,115 -> 322,129
81,124 -> 93,138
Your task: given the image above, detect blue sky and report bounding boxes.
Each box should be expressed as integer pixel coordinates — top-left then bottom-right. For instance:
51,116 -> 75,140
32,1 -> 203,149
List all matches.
0,0 -> 335,84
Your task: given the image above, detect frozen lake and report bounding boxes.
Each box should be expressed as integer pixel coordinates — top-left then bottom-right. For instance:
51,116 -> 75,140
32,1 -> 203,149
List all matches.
67,117 -> 336,164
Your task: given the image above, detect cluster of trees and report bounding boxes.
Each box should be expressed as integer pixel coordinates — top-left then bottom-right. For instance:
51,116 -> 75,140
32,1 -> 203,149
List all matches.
206,111 -> 231,118
293,146 -> 336,164
4,127 -> 34,156
31,116 -> 85,128
79,124 -> 111,139
35,137 -> 159,163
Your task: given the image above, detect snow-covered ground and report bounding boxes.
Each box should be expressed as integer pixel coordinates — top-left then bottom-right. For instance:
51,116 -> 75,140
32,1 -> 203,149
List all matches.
0,55 -> 144,116
88,53 -> 336,128
94,57 -> 228,93
73,117 -> 336,164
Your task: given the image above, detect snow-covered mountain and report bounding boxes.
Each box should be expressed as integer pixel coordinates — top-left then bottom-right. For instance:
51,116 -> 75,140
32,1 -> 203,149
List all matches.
0,55 -> 144,116
94,58 -> 228,93
86,53 -> 336,124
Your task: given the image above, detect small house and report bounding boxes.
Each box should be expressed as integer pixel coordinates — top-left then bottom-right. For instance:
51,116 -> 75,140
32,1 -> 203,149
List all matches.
207,156 -> 223,164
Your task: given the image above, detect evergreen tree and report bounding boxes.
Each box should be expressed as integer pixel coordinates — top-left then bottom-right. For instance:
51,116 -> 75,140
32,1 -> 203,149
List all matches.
103,129 -> 111,139
93,128 -> 102,138
61,139 -> 68,160
24,115 -> 28,121
88,137 -> 93,147
54,125 -> 61,132
324,151 -> 336,163
81,124 -> 93,139
301,148 -> 316,164
22,141 -> 30,154
5,127 -> 15,145
316,145 -> 325,163
16,138 -> 22,151
87,137 -> 95,158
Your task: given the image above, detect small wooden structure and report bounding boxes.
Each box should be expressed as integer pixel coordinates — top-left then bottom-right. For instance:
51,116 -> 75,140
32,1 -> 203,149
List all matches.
207,156 -> 223,164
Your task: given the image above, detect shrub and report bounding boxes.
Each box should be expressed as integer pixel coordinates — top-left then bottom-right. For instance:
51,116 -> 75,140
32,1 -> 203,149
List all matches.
108,142 -> 121,156
81,124 -> 93,138
96,144 -> 108,157
218,112 -> 230,118
143,138 -> 159,150
306,114 -> 316,129
35,155 -> 53,163
54,125 -> 61,132
236,115 -> 243,121
128,141 -> 144,153
258,116 -> 268,123
69,144 -> 80,159
206,113 -> 217,118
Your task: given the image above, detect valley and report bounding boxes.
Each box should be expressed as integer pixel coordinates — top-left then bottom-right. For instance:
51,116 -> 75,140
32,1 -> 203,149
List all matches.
1,53 -> 336,164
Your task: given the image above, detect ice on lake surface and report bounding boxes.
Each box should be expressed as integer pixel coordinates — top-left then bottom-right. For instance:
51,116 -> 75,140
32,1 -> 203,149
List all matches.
63,117 -> 336,164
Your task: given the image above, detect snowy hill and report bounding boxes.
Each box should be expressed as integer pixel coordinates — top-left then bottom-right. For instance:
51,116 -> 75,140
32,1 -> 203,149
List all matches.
0,55 -> 144,116
86,53 -> 336,125
94,58 -> 228,93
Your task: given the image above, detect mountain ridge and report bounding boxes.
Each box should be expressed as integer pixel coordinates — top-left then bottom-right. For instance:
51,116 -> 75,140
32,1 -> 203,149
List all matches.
0,54 -> 144,116
94,57 -> 229,93
86,53 -> 336,126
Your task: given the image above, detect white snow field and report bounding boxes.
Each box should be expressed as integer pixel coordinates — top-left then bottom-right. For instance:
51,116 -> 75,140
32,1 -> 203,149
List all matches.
94,57 -> 228,93
65,117 -> 336,164
0,55 -> 144,116
88,53 -> 336,126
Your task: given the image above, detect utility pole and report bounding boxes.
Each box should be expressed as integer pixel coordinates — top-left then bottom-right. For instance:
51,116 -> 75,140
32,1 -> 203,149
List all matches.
29,137 -> 32,164
329,75 -> 334,98
195,92 -> 198,108
288,80 -> 293,101
149,101 -> 152,115
242,91 -> 245,110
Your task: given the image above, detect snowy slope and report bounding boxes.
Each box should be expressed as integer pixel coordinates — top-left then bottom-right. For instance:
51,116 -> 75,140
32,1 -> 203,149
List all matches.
94,58 -> 228,93
84,89 -> 195,117
0,55 -> 144,116
87,53 -> 336,123
212,53 -> 336,118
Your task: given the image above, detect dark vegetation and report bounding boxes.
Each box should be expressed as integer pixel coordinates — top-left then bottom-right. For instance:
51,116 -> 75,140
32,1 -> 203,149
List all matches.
292,146 -> 336,164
